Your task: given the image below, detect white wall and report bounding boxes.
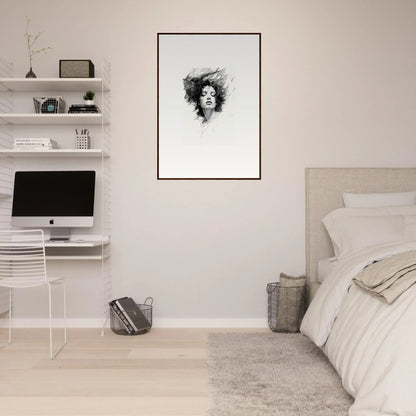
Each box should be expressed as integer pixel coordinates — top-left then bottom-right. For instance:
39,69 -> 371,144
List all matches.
1,0 -> 416,325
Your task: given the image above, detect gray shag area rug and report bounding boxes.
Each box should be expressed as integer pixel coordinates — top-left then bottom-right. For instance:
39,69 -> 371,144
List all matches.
207,333 -> 353,416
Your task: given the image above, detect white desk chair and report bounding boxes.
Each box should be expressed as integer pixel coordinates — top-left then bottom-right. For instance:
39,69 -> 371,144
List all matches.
0,229 -> 66,359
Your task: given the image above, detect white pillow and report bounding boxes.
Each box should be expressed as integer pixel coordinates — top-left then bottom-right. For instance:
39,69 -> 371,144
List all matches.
323,215 -> 404,257
322,206 -> 416,256
323,206 -> 416,225
343,191 -> 416,208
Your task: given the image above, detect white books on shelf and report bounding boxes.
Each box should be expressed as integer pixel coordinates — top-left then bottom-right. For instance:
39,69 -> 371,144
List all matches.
14,147 -> 54,151
13,138 -> 58,150
14,138 -> 57,143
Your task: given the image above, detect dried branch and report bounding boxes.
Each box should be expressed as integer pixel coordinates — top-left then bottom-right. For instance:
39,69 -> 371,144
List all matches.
24,16 -> 52,68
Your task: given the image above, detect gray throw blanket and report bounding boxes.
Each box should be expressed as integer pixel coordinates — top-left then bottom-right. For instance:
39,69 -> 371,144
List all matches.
353,250 -> 416,304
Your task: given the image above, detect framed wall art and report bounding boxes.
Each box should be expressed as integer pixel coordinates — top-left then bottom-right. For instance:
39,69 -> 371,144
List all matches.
157,33 -> 261,180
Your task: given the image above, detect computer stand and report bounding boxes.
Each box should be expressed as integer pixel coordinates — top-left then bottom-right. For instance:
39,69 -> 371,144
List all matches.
49,228 -> 71,241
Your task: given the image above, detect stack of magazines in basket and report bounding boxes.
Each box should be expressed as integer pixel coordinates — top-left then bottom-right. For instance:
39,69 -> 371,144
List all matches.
109,297 -> 151,335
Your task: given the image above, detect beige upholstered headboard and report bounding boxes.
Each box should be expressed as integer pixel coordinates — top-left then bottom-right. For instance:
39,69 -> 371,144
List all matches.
305,168 -> 416,296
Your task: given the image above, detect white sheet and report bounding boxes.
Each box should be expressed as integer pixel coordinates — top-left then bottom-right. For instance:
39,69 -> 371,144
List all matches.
317,257 -> 338,283
301,241 -> 416,416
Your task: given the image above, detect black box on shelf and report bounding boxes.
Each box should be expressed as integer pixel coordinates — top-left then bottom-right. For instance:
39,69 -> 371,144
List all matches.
59,60 -> 95,78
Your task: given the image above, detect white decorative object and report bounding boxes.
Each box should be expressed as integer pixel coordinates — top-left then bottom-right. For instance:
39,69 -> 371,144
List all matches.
76,134 -> 90,149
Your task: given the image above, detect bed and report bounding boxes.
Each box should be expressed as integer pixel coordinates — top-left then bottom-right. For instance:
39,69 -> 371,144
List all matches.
301,167 -> 416,416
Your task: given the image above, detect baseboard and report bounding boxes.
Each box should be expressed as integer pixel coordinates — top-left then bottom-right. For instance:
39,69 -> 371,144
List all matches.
0,318 -> 267,329
154,319 -> 267,328
0,318 -> 102,328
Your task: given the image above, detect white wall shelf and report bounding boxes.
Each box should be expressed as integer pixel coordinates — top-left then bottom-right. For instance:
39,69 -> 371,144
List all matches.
0,78 -> 109,92
0,58 -> 112,334
46,255 -> 107,261
0,114 -> 105,125
0,149 -> 110,158
0,240 -> 108,248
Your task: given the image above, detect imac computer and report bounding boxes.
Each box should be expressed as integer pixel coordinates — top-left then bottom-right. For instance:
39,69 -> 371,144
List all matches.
12,171 -> 96,241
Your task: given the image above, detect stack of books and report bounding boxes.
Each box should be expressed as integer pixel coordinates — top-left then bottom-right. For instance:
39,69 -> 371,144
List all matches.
109,297 -> 151,335
68,104 -> 100,113
13,138 -> 58,151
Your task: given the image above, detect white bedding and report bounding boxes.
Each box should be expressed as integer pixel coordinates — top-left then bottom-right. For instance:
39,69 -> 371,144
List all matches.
301,241 -> 416,416
317,256 -> 338,283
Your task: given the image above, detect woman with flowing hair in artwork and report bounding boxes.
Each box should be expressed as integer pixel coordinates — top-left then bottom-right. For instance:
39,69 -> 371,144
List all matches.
183,68 -> 229,124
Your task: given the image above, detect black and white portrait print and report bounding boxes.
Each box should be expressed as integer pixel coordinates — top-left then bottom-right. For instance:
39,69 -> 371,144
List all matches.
183,68 -> 229,124
158,33 -> 260,179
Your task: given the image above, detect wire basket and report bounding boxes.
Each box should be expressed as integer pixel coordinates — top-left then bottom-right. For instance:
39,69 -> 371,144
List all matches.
33,96 -> 66,114
267,274 -> 306,333
110,297 -> 153,336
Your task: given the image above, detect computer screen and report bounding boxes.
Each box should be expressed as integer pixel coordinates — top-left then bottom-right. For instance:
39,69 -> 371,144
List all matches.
12,171 -> 96,230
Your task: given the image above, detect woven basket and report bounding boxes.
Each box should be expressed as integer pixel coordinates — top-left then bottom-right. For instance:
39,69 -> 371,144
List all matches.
267,274 -> 306,333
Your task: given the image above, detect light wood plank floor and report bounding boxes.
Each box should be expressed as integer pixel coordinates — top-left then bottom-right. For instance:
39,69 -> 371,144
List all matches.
0,328 -> 265,416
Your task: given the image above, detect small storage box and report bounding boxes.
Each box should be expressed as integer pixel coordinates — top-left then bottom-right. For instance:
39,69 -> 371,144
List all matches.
267,274 -> 306,333
59,60 -> 95,78
33,96 -> 66,114
110,297 -> 153,335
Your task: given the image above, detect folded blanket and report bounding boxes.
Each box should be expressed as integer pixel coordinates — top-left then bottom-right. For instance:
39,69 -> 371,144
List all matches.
353,250 -> 416,303
275,273 -> 306,332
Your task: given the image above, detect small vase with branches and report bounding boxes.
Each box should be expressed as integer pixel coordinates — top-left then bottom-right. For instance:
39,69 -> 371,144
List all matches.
24,17 -> 52,78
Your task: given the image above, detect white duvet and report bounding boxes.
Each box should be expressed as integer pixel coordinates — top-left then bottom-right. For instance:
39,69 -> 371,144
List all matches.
301,241 -> 416,416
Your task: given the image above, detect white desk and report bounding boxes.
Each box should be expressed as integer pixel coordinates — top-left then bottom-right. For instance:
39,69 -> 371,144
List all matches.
45,240 -> 108,248
45,236 -> 110,261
